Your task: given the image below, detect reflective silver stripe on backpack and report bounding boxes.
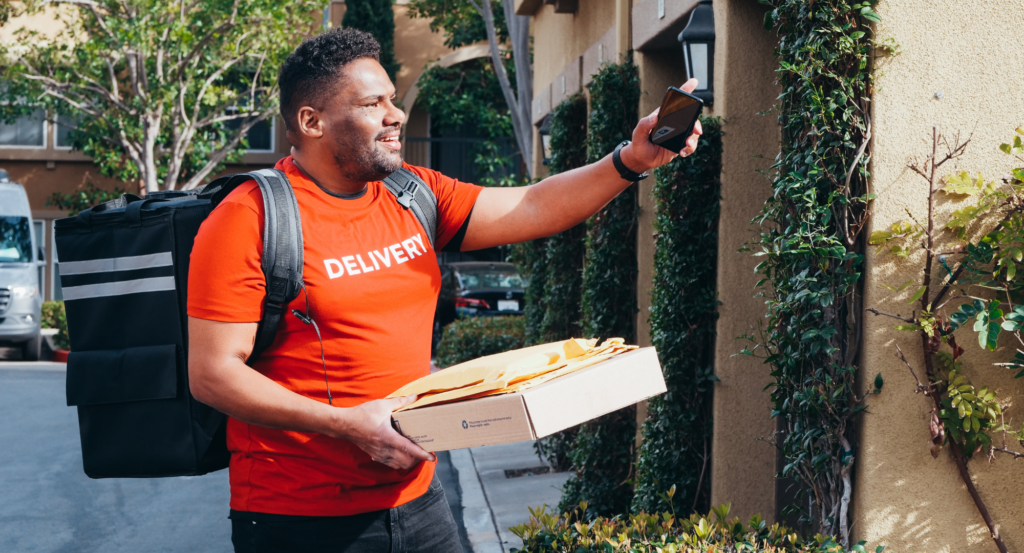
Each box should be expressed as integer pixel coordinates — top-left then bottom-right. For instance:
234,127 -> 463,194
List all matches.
60,252 -> 173,275
62,276 -> 176,301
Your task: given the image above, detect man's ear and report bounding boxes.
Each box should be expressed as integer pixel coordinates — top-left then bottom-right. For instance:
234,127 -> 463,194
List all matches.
296,106 -> 324,140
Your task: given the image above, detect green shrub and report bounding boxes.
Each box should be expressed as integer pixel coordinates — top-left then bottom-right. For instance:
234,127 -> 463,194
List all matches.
435,315 -> 526,368
539,92 -> 588,344
562,59 -> 641,519
510,501 -> 881,553
515,239 -> 548,345
632,117 -> 723,515
533,92 -> 589,470
41,301 -> 69,350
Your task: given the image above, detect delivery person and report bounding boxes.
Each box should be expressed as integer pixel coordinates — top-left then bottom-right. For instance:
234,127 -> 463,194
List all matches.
187,28 -> 702,552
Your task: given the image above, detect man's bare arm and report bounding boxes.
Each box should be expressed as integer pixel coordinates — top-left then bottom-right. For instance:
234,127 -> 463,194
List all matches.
460,79 -> 703,252
187,316 -> 434,469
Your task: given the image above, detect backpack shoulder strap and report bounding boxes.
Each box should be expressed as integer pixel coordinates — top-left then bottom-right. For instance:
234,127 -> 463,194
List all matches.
201,169 -> 304,362
382,167 -> 438,249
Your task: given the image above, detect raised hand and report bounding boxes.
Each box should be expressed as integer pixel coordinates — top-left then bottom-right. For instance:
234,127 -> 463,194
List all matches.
620,78 -> 704,174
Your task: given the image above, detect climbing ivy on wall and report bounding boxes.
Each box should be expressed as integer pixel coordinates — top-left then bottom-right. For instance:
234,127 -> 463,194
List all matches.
560,60 -> 641,519
539,93 -> 589,343
632,116 -> 723,516
746,0 -> 888,545
532,93 -> 589,471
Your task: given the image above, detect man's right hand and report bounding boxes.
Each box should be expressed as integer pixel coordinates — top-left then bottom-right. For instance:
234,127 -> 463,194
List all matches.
188,317 -> 435,471
339,395 -> 436,470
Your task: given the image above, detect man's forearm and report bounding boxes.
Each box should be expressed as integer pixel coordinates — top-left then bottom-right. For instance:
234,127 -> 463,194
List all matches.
460,150 -> 636,251
187,317 -> 348,439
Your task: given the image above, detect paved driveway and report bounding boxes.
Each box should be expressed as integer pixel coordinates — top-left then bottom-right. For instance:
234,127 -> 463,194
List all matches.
0,362 -> 471,553
1,363 -> 232,552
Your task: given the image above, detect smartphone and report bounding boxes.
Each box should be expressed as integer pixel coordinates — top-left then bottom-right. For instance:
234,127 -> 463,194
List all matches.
649,86 -> 703,153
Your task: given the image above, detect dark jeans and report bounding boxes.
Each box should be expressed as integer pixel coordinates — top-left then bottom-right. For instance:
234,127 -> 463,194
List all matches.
230,478 -> 464,553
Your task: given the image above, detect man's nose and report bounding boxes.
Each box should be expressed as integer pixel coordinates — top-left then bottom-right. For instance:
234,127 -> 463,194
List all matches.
384,99 -> 405,128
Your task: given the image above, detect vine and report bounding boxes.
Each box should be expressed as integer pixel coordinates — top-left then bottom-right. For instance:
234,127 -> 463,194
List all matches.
867,127 -> 1024,553
746,0 -> 889,543
632,116 -> 723,515
561,60 -> 641,519
539,93 -> 589,343
533,93 -> 589,471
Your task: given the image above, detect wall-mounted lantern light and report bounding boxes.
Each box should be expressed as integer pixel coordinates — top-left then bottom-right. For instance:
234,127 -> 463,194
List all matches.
678,0 -> 715,106
539,114 -> 553,165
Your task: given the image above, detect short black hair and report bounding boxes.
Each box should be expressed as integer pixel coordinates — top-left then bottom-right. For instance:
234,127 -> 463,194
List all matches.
278,28 -> 381,131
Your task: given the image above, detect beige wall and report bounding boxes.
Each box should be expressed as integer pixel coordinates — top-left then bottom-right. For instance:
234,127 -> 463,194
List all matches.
708,0 -> 779,522
857,1 -> 1024,551
531,2 -> 618,94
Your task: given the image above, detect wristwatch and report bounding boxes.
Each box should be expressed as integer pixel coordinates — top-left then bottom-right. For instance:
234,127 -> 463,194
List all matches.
612,141 -> 649,182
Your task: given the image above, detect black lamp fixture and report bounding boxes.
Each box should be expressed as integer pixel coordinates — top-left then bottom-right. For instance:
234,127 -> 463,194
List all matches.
678,0 -> 715,106
539,114 -> 553,165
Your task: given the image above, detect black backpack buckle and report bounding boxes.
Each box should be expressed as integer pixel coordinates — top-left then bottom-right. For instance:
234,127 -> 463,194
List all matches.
394,179 -> 418,210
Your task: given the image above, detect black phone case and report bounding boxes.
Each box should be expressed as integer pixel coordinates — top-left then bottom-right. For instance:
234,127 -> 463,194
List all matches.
649,87 -> 703,153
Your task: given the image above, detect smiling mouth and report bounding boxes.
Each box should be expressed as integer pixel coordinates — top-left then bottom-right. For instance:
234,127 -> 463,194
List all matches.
378,135 -> 401,151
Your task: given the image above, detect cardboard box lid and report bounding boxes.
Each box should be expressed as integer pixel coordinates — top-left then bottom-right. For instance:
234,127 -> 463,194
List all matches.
392,347 -> 665,451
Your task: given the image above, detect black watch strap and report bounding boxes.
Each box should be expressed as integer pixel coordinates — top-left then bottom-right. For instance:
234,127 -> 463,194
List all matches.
612,141 -> 649,182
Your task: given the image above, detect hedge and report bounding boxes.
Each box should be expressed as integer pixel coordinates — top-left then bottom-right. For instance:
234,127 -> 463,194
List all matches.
561,60 -> 641,519
632,117 -> 723,515
435,315 -> 526,368
41,300 -> 69,351
510,502 -> 881,553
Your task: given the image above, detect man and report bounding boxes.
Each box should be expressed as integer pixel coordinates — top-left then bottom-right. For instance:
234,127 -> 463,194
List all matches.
187,28 -> 701,552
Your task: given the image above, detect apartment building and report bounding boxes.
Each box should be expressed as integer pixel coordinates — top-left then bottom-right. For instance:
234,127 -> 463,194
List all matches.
517,1 -> 1023,550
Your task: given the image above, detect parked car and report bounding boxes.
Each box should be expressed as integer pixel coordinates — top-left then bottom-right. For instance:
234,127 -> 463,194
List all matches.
434,262 -> 525,349
0,170 -> 44,360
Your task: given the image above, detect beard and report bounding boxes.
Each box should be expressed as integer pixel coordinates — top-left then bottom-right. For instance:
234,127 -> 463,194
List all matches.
331,127 -> 403,182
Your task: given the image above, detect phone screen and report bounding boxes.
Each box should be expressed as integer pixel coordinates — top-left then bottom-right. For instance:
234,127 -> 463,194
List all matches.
649,88 -> 702,152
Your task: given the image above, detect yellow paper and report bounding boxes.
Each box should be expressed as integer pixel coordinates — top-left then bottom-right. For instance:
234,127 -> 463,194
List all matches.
387,338 -> 639,411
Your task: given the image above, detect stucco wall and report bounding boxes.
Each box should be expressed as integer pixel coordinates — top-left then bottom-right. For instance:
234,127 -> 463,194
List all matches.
531,3 -> 617,94
708,0 -> 780,522
856,2 -> 1024,551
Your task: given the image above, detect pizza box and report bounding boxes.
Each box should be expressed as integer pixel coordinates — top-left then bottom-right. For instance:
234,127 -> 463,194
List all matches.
391,347 -> 665,452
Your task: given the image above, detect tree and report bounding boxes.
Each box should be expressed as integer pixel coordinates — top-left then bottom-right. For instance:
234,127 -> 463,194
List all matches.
342,0 -> 400,84
408,0 -> 533,179
0,0 -> 319,192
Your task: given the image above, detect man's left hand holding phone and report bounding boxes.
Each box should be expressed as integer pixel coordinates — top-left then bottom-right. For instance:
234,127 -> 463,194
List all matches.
617,78 -> 704,177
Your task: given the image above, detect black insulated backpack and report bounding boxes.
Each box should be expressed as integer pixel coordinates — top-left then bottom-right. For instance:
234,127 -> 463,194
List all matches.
56,167 -> 437,478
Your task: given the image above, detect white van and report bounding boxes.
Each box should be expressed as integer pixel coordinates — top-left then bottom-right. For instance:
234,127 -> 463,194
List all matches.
0,169 -> 43,360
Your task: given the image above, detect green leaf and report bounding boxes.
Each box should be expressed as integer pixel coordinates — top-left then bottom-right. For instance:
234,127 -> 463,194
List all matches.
893,324 -> 922,332
908,285 -> 927,304
1002,320 -> 1020,332
763,10 -> 775,30
869,230 -> 893,245
874,372 -> 884,391
860,7 -> 881,22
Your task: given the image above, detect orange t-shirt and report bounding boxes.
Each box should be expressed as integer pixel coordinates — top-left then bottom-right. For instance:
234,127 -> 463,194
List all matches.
187,157 -> 482,516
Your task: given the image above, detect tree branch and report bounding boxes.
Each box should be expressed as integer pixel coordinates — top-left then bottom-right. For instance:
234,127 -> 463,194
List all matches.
990,446 -> 1024,460
865,307 -> 916,323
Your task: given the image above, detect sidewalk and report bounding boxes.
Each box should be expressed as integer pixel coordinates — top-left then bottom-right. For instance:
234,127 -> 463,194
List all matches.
451,441 -> 571,553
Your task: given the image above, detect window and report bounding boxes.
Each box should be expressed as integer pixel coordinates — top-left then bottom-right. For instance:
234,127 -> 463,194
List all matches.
0,108 -> 45,147
55,113 -> 79,149
34,220 -> 45,295
224,108 -> 274,152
